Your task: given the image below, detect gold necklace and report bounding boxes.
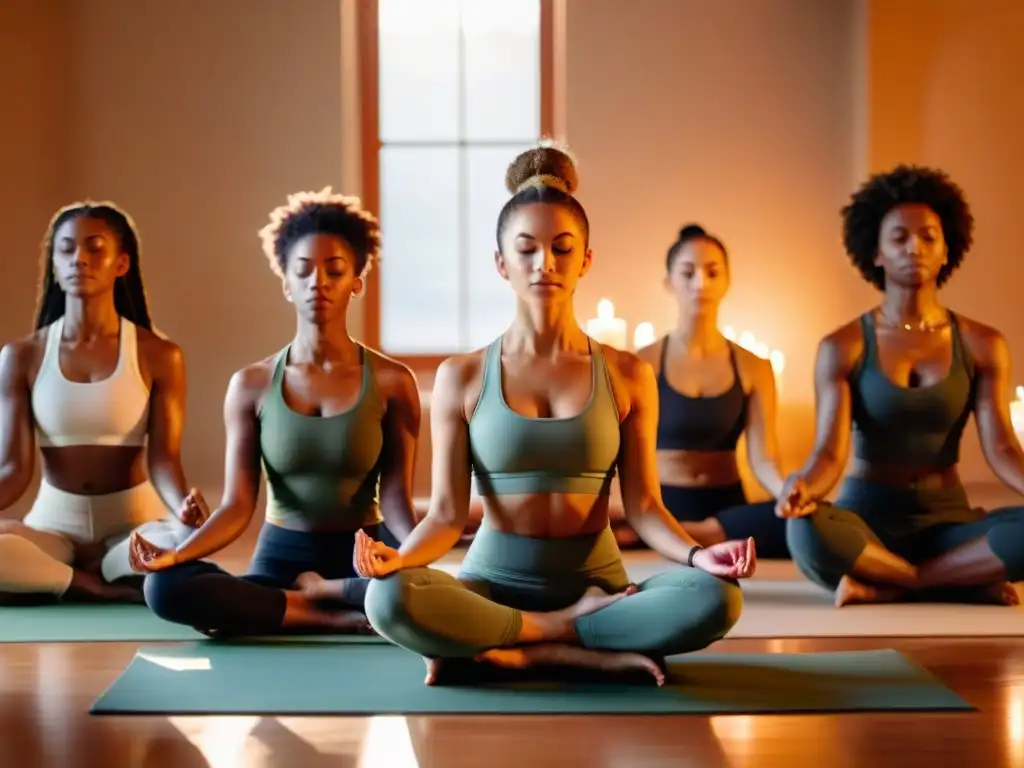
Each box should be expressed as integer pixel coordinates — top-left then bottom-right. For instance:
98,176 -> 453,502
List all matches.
876,309 -> 948,332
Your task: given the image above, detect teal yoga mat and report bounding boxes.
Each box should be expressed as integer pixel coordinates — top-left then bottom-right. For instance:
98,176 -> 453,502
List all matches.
0,603 -> 386,644
90,643 -> 973,715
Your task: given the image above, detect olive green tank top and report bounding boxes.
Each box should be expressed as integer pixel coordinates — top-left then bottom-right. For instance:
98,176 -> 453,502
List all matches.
259,344 -> 385,528
468,337 -> 621,496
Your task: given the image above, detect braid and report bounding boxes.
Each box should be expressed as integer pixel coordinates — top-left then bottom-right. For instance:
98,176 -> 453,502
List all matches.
35,202 -> 153,331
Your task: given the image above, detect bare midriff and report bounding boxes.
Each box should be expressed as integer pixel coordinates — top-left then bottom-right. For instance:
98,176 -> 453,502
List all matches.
657,449 -> 742,488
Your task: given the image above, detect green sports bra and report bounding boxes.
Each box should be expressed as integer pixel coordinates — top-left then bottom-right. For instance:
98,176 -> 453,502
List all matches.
468,337 -> 621,496
258,345 -> 385,528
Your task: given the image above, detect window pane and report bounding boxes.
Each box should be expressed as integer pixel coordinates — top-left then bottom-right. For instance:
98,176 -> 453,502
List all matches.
465,144 -> 533,349
461,0 -> 541,141
379,146 -> 461,354
378,0 -> 460,142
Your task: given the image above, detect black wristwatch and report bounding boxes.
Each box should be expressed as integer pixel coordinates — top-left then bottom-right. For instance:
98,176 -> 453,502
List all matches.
687,545 -> 704,567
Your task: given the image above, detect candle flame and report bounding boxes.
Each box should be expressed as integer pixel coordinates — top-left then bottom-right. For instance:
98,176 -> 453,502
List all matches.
633,321 -> 656,350
738,331 -> 756,351
770,349 -> 785,374
1017,385 -> 1024,402
722,326 -> 736,342
597,298 -> 614,320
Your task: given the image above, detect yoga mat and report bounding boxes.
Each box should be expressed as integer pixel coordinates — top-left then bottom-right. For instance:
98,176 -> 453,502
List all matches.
0,603 -> 386,644
90,643 -> 972,715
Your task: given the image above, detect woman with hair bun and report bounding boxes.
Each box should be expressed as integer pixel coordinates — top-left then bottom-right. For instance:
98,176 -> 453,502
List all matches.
356,144 -> 754,686
635,224 -> 789,559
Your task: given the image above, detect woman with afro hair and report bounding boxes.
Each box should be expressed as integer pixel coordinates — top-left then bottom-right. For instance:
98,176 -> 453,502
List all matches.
778,165 -> 1024,607
131,188 -> 422,638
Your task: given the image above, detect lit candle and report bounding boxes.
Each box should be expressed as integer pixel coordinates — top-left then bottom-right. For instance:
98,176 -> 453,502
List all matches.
722,326 -> 737,342
633,321 -> 656,350
1012,386 -> 1024,436
738,331 -> 756,352
584,298 -> 628,349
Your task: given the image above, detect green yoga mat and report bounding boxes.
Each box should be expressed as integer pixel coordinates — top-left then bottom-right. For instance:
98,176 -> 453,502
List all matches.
90,643 -> 972,716
0,603 -> 386,644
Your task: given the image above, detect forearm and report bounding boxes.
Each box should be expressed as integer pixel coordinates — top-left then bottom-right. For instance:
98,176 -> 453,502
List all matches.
170,504 -> 252,563
148,458 -> 190,513
795,451 -> 843,499
0,464 -> 30,512
986,444 -> 1024,497
381,498 -> 417,542
752,459 -> 786,499
628,503 -> 702,564
396,513 -> 464,568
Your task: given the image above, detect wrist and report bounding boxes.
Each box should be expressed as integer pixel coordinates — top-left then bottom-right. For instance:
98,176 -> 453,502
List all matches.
687,545 -> 705,569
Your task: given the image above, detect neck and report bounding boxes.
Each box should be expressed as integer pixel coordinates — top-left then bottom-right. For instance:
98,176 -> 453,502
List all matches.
61,296 -> 120,340
674,309 -> 721,351
880,284 -> 944,324
291,318 -> 358,365
508,298 -> 587,356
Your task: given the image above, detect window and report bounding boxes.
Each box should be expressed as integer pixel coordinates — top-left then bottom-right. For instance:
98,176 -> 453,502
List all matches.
359,0 -> 553,364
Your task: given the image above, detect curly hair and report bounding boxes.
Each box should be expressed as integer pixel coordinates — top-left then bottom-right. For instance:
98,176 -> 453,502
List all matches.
35,201 -> 153,331
258,187 -> 381,279
665,223 -> 728,271
841,165 -> 974,289
495,140 -> 590,248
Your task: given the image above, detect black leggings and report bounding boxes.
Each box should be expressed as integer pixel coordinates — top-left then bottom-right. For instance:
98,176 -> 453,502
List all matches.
143,522 -> 392,637
661,484 -> 790,559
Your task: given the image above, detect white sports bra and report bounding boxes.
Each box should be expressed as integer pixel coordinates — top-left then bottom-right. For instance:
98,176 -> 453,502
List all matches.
31,316 -> 150,448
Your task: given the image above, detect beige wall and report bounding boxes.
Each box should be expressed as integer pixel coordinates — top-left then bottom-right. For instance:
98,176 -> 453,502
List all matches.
3,0 -> 1022,508
3,0 -> 346,505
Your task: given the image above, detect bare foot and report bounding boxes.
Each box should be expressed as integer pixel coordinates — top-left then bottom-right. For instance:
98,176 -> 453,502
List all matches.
295,572 -> 346,602
834,575 -> 904,607
308,607 -> 376,633
565,585 -> 637,620
423,657 -> 444,685
978,581 -> 1020,606
64,570 -> 144,604
73,542 -> 108,575
477,644 -> 665,686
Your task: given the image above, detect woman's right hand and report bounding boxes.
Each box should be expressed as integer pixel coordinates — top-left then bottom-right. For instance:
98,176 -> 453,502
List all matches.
775,474 -> 817,518
178,487 -> 212,528
128,531 -> 179,573
353,529 -> 404,578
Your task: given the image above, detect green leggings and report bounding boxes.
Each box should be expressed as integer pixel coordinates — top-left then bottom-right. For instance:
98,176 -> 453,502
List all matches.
364,522 -> 743,659
787,478 -> 1024,591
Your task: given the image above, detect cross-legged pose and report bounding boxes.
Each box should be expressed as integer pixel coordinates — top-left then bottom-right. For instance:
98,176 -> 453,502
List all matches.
779,165 -> 1024,606
635,224 -> 789,558
0,201 -> 201,604
355,145 -> 754,686
131,188 -> 421,637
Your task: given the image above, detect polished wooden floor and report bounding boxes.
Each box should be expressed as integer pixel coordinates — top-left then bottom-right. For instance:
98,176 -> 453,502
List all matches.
3,529 -> 1024,766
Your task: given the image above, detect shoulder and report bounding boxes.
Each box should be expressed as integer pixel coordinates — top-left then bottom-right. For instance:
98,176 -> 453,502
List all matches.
952,313 -> 1008,368
226,354 -> 280,407
634,338 -> 663,369
434,348 -> 488,393
135,326 -> 184,374
0,331 -> 46,384
815,316 -> 867,374
730,342 -> 774,387
601,343 -> 656,394
364,347 -> 420,402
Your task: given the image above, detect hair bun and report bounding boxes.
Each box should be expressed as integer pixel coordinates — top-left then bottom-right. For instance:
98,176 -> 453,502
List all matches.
504,140 -> 579,195
678,224 -> 706,239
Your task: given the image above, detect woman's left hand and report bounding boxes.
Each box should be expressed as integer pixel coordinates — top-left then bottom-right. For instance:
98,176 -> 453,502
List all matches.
353,529 -> 404,578
128,531 -> 178,573
691,537 -> 757,579
178,487 -> 212,528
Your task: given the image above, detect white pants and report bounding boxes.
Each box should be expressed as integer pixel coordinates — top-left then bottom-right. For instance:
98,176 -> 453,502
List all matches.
0,480 -> 187,595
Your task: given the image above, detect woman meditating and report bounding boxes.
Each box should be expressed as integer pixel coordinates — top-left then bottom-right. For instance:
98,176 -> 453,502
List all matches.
779,165 -> 1024,606
0,201 -> 201,603
636,224 -> 789,558
356,144 -> 754,686
131,188 -> 421,636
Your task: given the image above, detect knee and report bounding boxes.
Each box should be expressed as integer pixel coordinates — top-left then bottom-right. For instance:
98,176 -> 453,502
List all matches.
785,511 -> 849,589
659,570 -> 744,650
142,563 -> 206,622
363,568 -> 422,639
986,515 -> 1024,581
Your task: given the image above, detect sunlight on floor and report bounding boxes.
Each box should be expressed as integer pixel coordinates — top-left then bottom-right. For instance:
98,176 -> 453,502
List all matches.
168,716 -> 266,768
357,716 -> 419,767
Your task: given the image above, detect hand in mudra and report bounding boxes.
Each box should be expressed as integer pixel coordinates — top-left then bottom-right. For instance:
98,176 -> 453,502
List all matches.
692,537 -> 757,579
178,487 -> 211,528
352,529 -> 403,579
128,531 -> 177,574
